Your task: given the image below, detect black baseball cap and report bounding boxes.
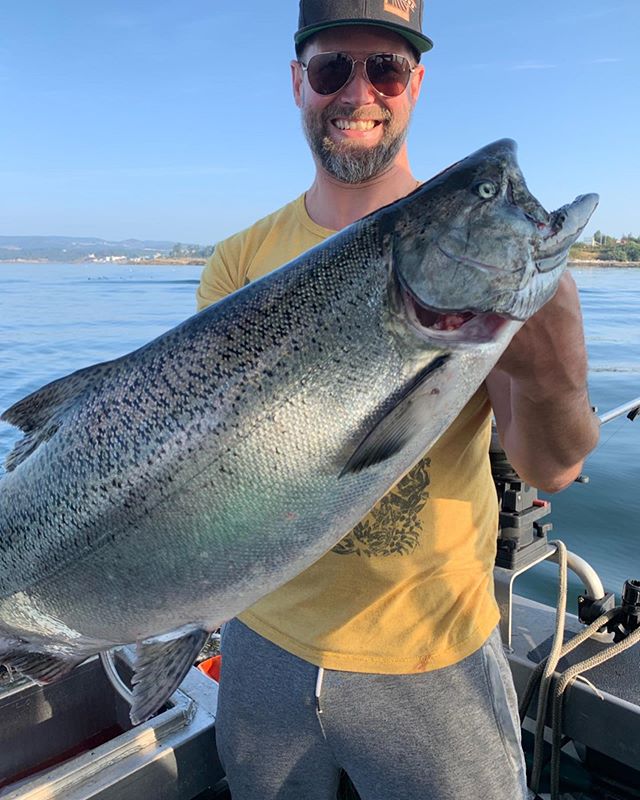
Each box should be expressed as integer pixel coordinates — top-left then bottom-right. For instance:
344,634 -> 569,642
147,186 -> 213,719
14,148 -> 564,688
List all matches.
295,0 -> 433,55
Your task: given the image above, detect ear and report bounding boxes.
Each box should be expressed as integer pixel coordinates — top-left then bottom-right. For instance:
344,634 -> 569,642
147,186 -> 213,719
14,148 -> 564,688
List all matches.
409,63 -> 426,105
291,59 -> 304,108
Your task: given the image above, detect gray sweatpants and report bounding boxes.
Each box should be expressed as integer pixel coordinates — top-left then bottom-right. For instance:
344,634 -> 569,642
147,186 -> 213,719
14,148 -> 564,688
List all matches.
215,619 -> 528,800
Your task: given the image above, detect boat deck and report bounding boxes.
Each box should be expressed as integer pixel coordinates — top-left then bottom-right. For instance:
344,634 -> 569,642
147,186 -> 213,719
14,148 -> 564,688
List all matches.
1,596 -> 638,798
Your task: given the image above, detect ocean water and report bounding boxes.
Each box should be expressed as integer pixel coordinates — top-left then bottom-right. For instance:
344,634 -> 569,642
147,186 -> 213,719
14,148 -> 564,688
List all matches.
0,263 -> 638,609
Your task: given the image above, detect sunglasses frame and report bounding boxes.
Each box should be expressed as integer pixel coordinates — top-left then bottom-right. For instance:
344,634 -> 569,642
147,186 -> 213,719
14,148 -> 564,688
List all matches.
299,51 -> 417,98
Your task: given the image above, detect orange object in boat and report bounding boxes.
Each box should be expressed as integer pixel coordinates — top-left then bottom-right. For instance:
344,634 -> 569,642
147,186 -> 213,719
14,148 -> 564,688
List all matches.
198,655 -> 222,682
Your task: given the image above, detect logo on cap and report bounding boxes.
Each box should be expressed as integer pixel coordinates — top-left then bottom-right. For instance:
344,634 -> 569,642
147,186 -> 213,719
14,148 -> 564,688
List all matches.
383,0 -> 417,22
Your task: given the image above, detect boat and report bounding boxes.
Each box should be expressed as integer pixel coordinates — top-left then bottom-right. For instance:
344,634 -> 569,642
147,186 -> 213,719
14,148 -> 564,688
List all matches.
1,399 -> 639,800
491,396 -> 640,800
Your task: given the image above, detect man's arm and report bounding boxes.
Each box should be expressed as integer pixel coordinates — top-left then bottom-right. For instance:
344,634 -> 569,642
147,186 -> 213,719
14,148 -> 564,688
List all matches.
486,272 -> 600,494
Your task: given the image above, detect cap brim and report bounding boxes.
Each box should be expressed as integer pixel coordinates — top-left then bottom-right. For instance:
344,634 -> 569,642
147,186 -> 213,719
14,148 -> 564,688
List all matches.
295,20 -> 433,54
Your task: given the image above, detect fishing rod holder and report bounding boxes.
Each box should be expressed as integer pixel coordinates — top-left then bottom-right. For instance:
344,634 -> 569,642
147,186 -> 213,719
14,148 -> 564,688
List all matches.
577,590 -> 616,627
609,579 -> 640,642
580,578 -> 640,642
490,425 -> 605,648
490,426 -> 553,572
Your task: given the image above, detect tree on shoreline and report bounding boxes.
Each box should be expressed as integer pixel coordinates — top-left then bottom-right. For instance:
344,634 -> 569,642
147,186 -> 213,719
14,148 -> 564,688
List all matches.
571,232 -> 640,262
169,243 -> 215,259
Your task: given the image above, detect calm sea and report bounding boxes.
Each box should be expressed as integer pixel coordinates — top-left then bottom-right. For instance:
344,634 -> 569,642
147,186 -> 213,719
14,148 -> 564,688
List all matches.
0,263 -> 638,608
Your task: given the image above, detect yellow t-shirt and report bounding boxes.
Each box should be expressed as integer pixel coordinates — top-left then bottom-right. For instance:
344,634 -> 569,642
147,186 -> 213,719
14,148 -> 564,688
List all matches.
197,194 -> 500,673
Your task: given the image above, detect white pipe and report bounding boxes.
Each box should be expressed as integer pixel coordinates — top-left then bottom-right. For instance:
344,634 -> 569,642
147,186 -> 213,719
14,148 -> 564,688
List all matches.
548,546 -> 613,642
547,547 -> 605,599
100,649 -> 134,705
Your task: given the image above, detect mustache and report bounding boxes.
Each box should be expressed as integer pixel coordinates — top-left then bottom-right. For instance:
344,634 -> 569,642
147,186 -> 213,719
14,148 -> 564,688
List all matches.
321,104 -> 392,124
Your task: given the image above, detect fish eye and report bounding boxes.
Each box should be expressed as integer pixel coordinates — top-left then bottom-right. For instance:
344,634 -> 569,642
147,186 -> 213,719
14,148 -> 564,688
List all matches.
475,180 -> 498,200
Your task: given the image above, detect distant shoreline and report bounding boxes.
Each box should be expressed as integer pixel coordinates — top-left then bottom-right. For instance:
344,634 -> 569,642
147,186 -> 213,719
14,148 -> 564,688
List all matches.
1,258 -> 639,268
0,257 -> 207,266
568,259 -> 640,268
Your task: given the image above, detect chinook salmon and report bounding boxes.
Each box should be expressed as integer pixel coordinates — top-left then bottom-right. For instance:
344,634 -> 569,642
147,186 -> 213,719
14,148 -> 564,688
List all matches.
0,140 -> 597,723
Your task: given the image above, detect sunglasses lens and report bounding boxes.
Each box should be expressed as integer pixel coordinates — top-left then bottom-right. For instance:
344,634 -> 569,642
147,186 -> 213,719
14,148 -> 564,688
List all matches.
304,53 -> 412,97
306,53 -> 353,95
366,54 -> 411,97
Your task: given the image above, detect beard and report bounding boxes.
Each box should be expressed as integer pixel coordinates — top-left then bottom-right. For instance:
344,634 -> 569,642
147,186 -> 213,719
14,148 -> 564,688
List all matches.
302,102 -> 410,184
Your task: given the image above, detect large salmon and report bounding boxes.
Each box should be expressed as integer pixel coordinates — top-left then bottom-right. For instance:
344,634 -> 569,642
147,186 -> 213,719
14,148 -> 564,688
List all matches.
0,140 -> 597,723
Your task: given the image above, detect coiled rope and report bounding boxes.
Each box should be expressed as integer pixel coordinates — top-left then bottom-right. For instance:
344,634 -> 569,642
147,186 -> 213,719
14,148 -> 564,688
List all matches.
520,541 -> 640,800
549,624 -> 640,797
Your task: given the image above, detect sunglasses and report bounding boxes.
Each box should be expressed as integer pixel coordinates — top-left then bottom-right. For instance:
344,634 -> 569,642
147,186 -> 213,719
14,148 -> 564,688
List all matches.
299,52 -> 416,98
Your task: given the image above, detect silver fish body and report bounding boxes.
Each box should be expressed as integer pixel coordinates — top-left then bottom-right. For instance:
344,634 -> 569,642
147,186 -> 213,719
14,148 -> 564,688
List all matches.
0,140 -> 597,722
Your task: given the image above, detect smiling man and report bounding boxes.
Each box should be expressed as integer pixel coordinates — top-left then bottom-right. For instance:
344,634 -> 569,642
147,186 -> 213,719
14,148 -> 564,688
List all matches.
299,36 -> 420,191
196,2 -> 599,799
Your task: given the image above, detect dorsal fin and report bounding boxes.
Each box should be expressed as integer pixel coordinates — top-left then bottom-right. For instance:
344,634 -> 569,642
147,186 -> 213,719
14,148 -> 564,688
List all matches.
1,358 -> 120,471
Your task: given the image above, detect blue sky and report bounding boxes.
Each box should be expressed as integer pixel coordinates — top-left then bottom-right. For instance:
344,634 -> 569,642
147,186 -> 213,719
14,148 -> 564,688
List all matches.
1,1 -> 638,244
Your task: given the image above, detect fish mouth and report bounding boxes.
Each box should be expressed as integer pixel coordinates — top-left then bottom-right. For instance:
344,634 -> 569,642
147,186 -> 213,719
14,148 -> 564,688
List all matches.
535,194 -> 599,272
400,282 -> 508,343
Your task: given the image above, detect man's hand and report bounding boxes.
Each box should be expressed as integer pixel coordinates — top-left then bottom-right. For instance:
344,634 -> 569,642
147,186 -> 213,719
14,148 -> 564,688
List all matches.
486,272 -> 600,493
495,272 -> 585,383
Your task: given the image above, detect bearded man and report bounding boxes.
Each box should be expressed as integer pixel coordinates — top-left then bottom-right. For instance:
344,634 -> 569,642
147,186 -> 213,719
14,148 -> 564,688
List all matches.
196,3 -> 599,799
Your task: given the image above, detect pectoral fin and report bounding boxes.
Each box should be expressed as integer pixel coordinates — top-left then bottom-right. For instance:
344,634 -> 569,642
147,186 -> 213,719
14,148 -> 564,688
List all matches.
130,628 -> 209,724
341,354 -> 449,476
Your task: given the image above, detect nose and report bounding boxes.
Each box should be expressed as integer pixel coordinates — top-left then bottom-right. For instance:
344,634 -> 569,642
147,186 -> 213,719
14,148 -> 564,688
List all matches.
338,61 -> 379,105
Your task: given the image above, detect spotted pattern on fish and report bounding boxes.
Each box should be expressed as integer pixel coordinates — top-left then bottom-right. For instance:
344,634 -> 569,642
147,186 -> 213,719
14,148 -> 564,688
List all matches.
0,140 -> 598,723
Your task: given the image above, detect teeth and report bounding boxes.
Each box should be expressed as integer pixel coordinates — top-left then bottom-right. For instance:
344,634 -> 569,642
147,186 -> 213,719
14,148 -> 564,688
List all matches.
333,119 -> 377,131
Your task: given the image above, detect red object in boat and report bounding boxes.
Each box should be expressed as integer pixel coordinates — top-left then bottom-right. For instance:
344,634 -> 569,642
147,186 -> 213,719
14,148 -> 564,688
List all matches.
198,655 -> 222,682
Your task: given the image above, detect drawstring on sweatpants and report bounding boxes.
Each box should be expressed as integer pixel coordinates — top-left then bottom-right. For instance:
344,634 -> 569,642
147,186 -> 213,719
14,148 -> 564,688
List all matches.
315,666 -> 325,713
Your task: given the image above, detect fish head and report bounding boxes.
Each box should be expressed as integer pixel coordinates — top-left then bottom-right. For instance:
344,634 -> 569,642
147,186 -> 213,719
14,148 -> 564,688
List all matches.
382,139 -> 598,343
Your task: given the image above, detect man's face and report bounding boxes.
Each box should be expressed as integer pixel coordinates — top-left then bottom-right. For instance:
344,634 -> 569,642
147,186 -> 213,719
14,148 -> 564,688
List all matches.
292,26 -> 425,184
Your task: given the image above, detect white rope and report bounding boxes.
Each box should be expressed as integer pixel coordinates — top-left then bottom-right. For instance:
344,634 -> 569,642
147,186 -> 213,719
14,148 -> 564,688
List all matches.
549,625 -> 640,798
519,607 -> 619,722
529,540 -> 568,793
519,541 -> 640,800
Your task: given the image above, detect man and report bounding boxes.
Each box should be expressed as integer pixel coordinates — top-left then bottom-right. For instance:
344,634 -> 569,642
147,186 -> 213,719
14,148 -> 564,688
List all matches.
196,3 -> 600,798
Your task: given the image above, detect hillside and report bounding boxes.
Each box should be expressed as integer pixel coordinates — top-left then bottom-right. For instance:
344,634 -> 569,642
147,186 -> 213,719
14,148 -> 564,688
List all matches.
0,236 -> 179,262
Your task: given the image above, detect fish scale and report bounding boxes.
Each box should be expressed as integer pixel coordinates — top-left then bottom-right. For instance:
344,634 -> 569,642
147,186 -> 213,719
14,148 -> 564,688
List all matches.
0,139 -> 598,723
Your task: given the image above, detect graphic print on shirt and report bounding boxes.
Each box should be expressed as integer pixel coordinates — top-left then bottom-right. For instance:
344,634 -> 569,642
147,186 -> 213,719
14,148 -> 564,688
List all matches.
332,458 -> 430,557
